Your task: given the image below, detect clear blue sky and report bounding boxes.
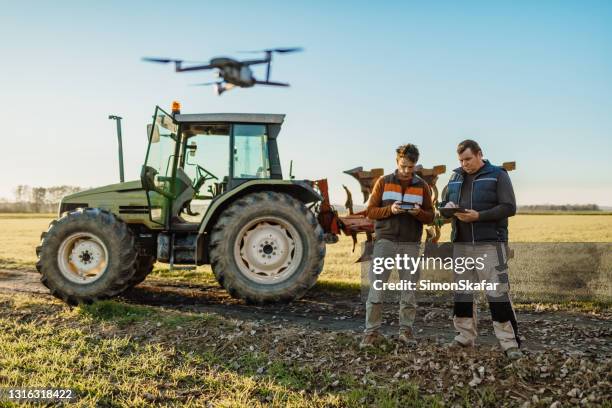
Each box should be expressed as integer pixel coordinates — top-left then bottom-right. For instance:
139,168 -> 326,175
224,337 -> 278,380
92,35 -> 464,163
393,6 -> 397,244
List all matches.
1,1 -> 611,205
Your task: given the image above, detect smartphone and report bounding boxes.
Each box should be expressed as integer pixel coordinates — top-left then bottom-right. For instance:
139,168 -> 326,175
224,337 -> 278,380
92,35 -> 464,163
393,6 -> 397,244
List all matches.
399,202 -> 416,210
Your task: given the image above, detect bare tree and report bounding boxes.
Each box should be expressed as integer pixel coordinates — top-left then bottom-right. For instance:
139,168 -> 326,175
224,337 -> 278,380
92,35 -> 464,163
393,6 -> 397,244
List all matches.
31,187 -> 47,213
3,185 -> 82,213
13,185 -> 31,202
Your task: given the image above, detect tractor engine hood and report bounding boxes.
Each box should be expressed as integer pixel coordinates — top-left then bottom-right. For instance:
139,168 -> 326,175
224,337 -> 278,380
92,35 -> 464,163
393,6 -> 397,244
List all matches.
58,180 -> 148,216
63,180 -> 143,200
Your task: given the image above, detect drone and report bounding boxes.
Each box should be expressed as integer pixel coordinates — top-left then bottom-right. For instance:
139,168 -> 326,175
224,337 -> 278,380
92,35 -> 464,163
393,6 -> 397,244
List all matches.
143,47 -> 302,95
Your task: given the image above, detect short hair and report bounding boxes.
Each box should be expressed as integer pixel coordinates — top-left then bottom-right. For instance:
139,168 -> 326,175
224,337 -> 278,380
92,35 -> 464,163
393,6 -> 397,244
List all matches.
457,139 -> 482,155
396,144 -> 419,163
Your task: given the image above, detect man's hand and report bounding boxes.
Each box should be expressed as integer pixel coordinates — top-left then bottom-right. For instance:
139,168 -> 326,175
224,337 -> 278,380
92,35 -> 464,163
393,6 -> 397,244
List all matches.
407,203 -> 421,217
455,209 -> 479,222
391,201 -> 405,215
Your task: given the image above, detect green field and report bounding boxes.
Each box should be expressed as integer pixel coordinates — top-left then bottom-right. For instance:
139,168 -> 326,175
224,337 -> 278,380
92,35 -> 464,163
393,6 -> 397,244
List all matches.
0,293 -> 451,407
0,215 -> 610,406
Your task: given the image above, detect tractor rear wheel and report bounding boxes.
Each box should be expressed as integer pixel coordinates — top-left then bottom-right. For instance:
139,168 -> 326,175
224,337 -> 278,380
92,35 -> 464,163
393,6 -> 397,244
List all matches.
36,208 -> 138,305
209,191 -> 325,304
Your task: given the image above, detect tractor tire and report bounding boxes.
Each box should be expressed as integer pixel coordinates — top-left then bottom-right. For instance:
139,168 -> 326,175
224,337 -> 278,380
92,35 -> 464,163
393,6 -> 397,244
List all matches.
36,208 -> 138,305
127,255 -> 156,287
209,191 -> 325,304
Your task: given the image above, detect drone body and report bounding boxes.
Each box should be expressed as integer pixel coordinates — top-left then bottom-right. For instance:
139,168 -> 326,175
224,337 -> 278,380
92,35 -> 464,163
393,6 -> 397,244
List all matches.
209,58 -> 255,88
143,48 -> 302,95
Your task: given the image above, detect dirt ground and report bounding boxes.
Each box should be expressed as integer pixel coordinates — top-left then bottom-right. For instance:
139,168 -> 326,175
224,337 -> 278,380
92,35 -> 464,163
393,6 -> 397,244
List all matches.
1,269 -> 609,354
1,268 -> 610,406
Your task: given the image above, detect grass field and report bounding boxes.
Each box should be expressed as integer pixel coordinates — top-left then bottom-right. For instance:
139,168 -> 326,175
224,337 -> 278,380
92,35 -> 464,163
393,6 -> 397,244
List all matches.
2,213 -> 612,283
0,293 -> 448,407
0,215 -> 610,406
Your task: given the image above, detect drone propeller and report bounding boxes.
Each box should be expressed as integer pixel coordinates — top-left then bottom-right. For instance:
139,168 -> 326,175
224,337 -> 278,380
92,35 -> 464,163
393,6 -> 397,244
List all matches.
142,57 -> 210,64
238,47 -> 304,54
142,57 -> 178,64
237,47 -> 303,80
254,80 -> 290,87
191,82 -> 219,86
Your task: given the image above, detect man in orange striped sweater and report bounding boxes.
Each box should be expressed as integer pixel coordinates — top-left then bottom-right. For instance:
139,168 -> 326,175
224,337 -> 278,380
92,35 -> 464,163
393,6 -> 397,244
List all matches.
360,144 -> 434,348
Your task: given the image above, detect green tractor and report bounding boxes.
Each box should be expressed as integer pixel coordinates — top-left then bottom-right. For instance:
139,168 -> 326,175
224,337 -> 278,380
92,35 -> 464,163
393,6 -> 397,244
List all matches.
36,105 -> 326,305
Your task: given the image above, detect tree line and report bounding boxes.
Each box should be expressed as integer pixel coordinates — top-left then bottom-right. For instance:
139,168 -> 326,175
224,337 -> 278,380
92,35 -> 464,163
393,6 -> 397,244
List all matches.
0,185 -> 603,214
518,204 -> 601,212
0,185 -> 84,213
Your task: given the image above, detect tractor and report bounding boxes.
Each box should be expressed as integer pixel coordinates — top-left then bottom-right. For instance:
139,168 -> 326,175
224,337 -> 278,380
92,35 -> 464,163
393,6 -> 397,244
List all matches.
36,103 -> 326,305
36,102 -> 513,306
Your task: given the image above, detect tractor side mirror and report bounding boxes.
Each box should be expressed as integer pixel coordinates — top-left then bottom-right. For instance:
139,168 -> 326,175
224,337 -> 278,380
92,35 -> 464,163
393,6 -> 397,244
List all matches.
159,114 -> 178,133
147,124 -> 161,143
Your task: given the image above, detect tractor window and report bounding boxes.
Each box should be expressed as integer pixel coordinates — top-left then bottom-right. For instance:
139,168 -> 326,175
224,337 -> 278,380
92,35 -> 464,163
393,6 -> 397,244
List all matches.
181,124 -> 230,202
145,112 -> 178,181
232,124 -> 270,179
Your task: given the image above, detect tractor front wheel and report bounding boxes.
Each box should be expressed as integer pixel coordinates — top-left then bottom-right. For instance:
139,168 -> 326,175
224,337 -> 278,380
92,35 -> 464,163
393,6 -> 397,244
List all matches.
36,208 -> 138,305
127,255 -> 156,287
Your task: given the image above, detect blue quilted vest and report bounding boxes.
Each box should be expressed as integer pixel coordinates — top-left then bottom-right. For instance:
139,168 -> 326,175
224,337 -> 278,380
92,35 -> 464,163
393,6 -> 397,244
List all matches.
444,160 -> 509,242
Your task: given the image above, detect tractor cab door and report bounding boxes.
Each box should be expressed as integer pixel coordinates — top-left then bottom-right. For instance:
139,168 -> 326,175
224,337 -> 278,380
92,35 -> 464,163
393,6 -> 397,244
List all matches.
141,107 -> 180,227
179,123 -> 231,222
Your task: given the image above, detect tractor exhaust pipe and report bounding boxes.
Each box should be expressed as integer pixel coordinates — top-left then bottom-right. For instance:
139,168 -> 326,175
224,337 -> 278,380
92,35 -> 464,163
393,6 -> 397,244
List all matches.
108,115 -> 125,183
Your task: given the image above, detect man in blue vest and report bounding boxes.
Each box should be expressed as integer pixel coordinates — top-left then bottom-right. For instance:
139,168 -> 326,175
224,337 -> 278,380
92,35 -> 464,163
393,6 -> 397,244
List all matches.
440,139 -> 523,360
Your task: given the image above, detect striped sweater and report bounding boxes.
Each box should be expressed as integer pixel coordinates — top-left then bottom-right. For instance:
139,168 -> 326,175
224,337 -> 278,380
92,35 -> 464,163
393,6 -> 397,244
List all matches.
366,171 -> 434,242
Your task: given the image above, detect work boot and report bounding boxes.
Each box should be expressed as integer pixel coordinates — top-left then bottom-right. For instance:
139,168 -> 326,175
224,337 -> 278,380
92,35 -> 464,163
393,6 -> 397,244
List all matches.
359,331 -> 384,349
398,328 -> 417,346
505,347 -> 524,361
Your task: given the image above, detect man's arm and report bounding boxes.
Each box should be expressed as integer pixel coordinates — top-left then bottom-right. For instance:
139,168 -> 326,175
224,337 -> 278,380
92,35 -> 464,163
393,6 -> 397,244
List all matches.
414,184 -> 434,224
366,177 -> 392,220
478,171 -> 516,221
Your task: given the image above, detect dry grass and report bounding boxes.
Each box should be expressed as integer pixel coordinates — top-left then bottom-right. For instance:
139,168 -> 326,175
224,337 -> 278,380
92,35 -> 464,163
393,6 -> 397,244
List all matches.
0,216 -> 52,268
1,213 -> 611,290
509,214 -> 612,242
320,214 -> 612,287
433,214 -> 612,242
0,293 -> 444,407
0,213 -> 55,219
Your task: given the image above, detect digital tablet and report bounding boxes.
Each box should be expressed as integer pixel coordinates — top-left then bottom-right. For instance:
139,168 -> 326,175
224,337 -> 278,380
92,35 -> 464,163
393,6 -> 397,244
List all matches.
439,207 -> 468,217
